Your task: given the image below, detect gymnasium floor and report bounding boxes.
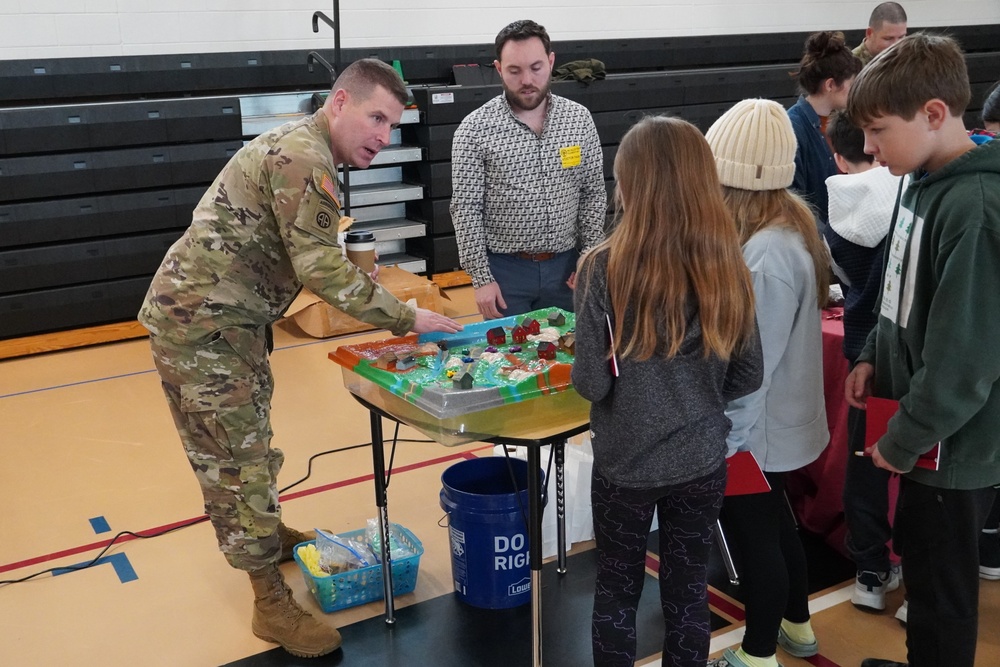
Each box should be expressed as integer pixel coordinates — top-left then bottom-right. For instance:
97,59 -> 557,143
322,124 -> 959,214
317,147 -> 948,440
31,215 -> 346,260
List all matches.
2,285 -> 999,667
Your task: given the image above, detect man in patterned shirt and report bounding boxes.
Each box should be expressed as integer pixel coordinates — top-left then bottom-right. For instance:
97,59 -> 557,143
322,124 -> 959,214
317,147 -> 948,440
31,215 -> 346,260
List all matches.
450,19 -> 607,319
139,59 -> 461,658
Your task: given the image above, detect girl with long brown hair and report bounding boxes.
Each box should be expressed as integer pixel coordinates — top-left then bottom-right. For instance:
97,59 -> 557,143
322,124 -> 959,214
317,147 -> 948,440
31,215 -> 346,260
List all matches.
572,115 -> 763,667
706,98 -> 831,667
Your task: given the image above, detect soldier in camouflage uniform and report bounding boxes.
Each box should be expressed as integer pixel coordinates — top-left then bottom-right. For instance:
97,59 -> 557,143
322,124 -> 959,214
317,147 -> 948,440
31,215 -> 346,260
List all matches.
139,59 -> 461,659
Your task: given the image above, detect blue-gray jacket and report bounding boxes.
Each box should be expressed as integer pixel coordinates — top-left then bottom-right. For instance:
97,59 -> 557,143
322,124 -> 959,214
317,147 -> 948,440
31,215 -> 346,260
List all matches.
726,227 -> 829,472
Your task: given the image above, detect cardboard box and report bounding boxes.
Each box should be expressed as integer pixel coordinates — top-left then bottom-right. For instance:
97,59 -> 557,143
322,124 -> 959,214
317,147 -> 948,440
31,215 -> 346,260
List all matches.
281,267 -> 449,339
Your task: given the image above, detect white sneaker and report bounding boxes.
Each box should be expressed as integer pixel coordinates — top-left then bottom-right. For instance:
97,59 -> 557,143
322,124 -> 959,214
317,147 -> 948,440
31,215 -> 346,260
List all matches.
851,568 -> 901,611
895,599 -> 908,625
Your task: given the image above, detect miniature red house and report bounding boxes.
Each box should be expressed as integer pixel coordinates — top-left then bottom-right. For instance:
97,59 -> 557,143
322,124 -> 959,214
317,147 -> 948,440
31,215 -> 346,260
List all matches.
537,341 -> 557,360
512,325 -> 528,343
523,318 -> 541,335
486,327 -> 506,346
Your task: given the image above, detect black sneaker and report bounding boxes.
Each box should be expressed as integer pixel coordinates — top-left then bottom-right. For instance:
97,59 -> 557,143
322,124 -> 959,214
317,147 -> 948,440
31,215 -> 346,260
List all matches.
860,660 -> 907,667
979,530 -> 1000,580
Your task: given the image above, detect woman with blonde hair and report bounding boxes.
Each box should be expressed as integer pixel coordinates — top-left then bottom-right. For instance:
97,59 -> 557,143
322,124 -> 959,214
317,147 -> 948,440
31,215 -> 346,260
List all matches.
706,98 -> 831,667
572,115 -> 764,667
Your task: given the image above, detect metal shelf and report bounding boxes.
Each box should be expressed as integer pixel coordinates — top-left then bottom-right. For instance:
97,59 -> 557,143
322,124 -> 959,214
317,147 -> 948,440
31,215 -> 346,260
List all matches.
378,252 -> 425,274
348,182 -> 423,207
352,217 -> 426,241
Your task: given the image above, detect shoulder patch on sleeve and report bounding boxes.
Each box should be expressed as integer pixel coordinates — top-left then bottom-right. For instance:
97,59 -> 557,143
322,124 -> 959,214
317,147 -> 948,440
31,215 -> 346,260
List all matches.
319,171 -> 341,208
290,168 -> 343,242
315,208 -> 335,229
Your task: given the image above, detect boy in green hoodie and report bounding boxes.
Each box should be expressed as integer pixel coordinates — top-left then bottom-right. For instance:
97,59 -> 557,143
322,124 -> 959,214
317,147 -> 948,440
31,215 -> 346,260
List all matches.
844,33 -> 1000,667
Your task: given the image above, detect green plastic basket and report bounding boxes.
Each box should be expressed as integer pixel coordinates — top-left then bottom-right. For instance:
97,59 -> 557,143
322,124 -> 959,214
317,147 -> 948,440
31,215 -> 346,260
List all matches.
292,523 -> 423,613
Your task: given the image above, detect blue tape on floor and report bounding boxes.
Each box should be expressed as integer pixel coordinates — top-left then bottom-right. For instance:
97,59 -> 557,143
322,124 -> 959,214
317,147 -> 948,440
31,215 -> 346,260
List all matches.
53,552 -> 138,584
89,516 -> 111,534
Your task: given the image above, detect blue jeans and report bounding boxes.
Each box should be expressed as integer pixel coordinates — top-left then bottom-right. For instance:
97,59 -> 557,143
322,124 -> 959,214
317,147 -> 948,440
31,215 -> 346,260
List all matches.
591,464 -> 726,667
487,249 -> 578,317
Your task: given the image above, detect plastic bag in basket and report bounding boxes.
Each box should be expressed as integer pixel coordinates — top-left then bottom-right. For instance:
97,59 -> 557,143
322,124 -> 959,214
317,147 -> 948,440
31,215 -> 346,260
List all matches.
366,518 -> 414,562
315,528 -> 377,573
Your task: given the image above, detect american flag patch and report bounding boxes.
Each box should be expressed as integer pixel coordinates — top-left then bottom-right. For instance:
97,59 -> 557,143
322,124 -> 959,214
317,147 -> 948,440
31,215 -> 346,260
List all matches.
320,172 -> 340,207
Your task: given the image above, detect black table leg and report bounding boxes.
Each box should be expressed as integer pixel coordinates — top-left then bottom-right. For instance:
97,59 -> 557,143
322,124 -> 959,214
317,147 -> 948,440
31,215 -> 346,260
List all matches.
369,409 -> 395,625
526,445 -> 543,667
555,441 -> 568,575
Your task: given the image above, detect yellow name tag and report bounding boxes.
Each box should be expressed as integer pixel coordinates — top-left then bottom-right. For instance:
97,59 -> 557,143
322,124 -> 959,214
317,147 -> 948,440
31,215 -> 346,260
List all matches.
560,145 -> 581,168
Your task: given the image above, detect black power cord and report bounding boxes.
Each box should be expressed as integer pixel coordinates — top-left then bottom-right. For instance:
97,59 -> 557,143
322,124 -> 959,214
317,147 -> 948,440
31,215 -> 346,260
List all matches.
0,433 -> 434,587
0,516 -> 211,586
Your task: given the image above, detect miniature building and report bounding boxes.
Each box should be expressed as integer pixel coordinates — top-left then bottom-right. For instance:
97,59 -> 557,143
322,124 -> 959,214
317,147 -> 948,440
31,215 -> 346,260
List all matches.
512,325 -> 528,343
486,327 -> 506,346
415,342 -> 440,357
537,341 -> 557,360
558,333 -> 575,354
374,352 -> 397,371
395,354 -> 417,371
523,318 -> 541,335
547,312 -> 566,327
453,372 -> 474,390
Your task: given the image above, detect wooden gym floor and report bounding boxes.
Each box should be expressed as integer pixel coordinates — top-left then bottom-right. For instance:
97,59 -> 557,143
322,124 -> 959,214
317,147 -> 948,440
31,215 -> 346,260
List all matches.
2,285 -> 999,666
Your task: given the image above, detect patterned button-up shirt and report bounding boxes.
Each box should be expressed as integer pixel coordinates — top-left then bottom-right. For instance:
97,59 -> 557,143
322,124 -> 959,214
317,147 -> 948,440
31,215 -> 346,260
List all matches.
450,93 -> 607,288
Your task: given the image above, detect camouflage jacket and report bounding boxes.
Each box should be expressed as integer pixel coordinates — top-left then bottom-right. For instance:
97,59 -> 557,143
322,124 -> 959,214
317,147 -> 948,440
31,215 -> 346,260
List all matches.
139,110 -> 415,345
852,41 -> 874,66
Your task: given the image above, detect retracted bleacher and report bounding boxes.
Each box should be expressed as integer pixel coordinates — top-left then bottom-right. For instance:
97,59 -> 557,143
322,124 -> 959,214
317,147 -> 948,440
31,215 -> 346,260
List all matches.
1,24 -> 997,341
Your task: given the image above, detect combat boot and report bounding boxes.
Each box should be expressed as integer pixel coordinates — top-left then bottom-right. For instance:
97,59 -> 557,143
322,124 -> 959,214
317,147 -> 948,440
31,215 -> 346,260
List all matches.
276,524 -> 317,563
249,564 -> 342,658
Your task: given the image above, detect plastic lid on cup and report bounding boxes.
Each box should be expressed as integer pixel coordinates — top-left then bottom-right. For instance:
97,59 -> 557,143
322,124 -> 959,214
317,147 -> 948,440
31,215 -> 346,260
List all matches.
344,230 -> 376,244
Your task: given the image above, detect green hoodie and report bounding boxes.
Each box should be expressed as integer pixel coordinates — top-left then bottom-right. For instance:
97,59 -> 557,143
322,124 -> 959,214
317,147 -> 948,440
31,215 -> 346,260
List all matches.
858,139 -> 1000,489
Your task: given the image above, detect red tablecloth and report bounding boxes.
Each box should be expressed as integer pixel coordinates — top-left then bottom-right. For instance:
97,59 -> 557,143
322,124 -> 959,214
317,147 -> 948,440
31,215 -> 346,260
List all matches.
786,308 -> 852,555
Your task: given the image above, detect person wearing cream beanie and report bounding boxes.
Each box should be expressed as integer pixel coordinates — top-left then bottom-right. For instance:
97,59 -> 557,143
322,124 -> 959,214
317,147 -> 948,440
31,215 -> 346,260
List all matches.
706,99 -> 832,667
707,98 -> 798,192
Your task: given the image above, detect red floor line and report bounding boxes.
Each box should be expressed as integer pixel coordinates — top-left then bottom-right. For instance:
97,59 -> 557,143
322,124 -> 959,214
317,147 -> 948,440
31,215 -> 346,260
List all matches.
279,447 -> 489,501
1,445 -> 492,575
646,552 -> 747,622
645,553 -> 659,573
708,591 -> 746,621
0,516 -> 206,575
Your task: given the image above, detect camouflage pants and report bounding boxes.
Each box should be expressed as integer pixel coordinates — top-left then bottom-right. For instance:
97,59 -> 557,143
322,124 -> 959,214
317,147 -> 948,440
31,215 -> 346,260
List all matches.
149,328 -> 283,571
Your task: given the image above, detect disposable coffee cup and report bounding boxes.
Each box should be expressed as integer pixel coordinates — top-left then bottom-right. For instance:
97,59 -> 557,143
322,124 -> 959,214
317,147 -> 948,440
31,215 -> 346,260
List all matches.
344,230 -> 376,273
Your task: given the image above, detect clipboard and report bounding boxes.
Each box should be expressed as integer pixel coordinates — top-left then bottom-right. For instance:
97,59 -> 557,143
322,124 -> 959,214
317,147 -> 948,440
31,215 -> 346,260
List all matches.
863,396 -> 941,470
725,450 -> 771,496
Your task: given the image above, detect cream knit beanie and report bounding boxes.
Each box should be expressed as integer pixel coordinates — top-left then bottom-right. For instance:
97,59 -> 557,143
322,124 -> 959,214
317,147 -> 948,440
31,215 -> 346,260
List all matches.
706,98 -> 797,191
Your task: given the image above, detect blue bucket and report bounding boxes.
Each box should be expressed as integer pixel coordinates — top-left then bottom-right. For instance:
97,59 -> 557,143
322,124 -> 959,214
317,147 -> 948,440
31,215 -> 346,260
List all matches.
440,456 -> 542,609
